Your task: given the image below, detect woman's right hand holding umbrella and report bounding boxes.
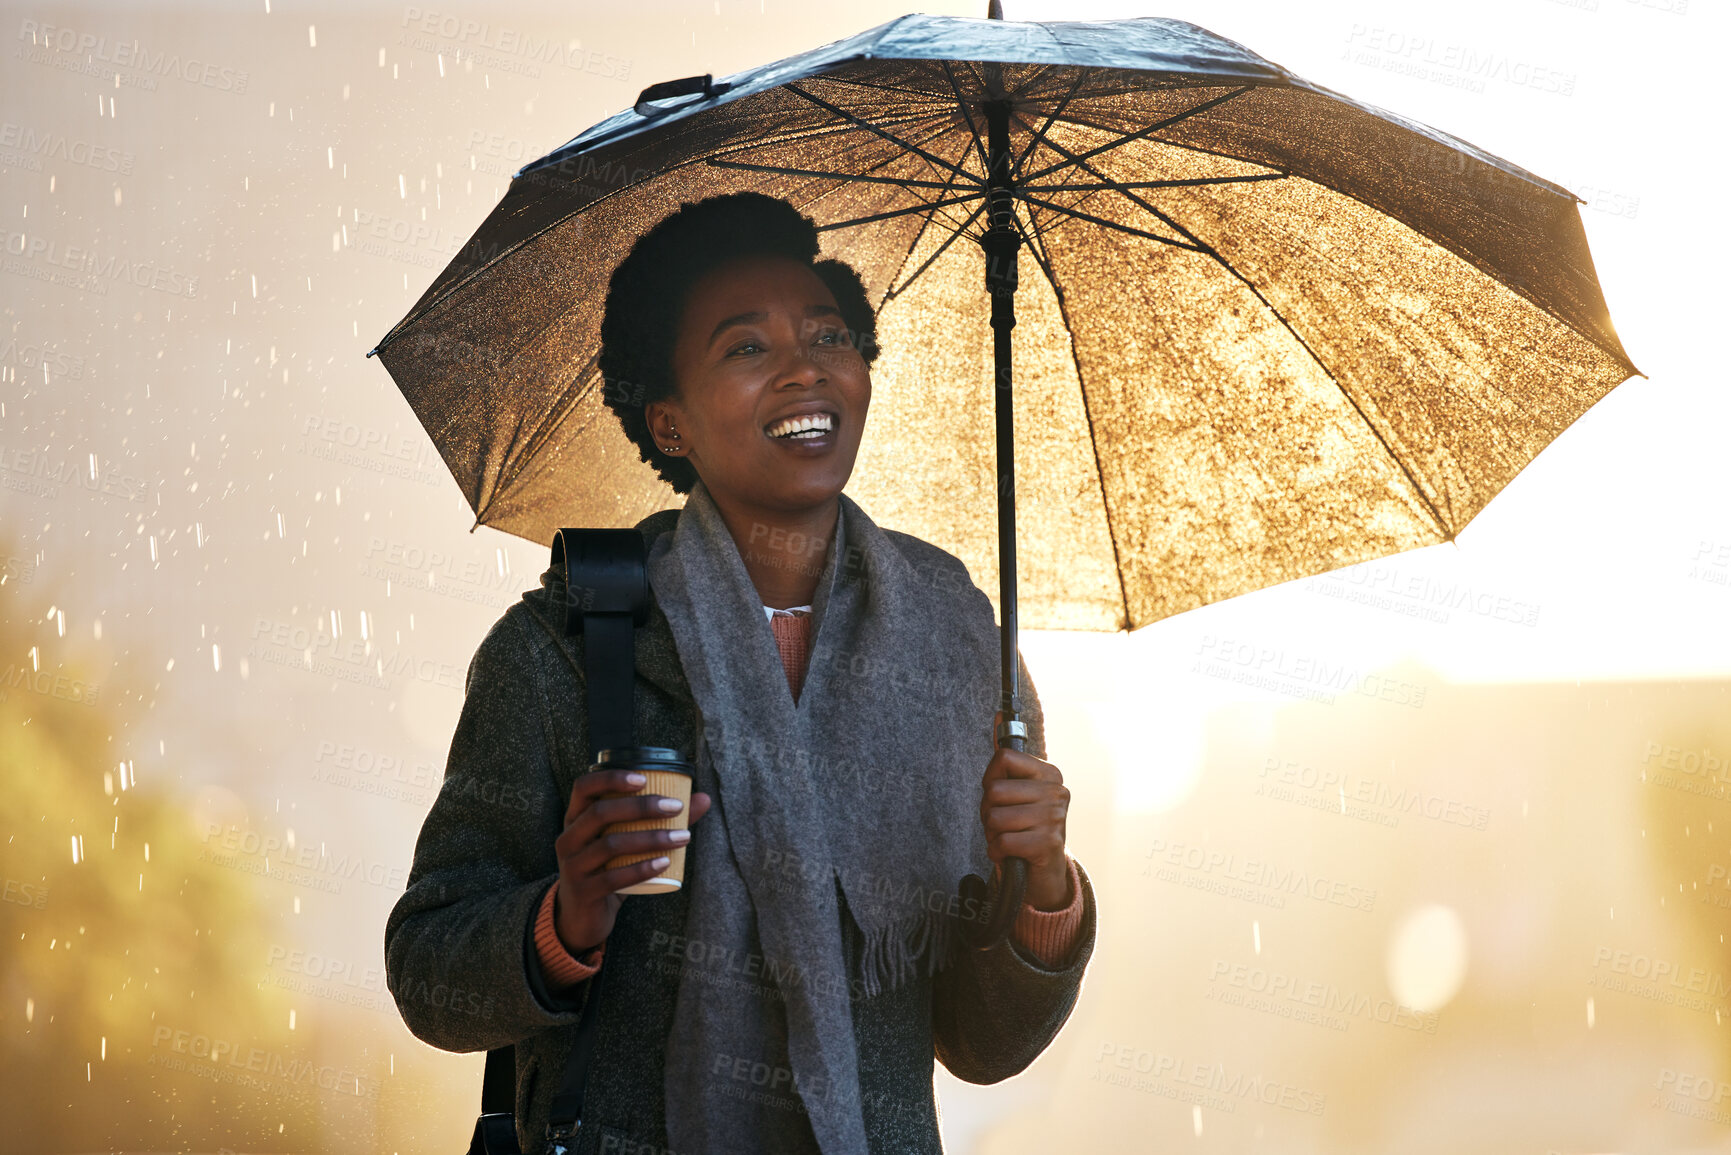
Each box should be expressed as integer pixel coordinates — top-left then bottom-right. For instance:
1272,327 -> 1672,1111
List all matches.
553,770 -> 714,955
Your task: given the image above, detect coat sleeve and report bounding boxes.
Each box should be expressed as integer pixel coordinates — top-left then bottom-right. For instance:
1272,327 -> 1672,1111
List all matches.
931,649 -> 1097,1083
383,607 -> 596,1052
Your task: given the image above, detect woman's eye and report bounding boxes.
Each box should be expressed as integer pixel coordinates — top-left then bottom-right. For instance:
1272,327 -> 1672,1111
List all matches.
728,340 -> 764,356
815,329 -> 846,346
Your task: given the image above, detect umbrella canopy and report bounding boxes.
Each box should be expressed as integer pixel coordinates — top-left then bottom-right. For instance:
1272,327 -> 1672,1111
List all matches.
370,12 -> 1636,634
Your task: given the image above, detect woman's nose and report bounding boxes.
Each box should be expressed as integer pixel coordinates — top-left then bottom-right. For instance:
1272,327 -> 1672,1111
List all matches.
772,342 -> 827,387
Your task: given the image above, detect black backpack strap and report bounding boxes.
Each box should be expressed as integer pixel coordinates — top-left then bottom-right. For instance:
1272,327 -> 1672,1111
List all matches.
551,528 -> 650,761
475,529 -> 649,1151
478,528 -> 646,1152
480,1047 -> 515,1114
544,957 -> 608,1149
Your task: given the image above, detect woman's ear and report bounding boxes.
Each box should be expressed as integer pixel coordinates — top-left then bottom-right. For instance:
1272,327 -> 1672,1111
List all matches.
644,401 -> 684,457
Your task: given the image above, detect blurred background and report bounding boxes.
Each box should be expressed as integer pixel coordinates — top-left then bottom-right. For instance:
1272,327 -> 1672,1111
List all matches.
1,0 -> 1726,1150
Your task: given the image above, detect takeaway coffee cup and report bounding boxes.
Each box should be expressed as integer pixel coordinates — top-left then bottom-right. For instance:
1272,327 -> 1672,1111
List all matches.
593,746 -> 692,895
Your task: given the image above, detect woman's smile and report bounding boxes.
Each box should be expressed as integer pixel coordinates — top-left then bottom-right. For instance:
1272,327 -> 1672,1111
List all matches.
763,404 -> 839,451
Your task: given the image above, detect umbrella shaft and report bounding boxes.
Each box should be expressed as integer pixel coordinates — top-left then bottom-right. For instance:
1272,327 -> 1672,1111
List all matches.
984,98 -> 1025,745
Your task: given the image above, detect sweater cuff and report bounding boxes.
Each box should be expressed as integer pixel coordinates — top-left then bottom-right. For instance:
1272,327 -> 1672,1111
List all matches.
533,881 -> 604,989
1011,856 -> 1084,967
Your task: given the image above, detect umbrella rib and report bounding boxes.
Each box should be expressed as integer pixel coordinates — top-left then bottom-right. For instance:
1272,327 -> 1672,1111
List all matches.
941,61 -> 993,178
706,159 -> 963,190
882,203 -> 987,302
1007,63 -> 1057,101
1012,208 -> 1136,629
1042,109 -> 1287,174
713,117 -> 981,236
1023,173 -> 1288,193
1010,197 -> 1052,251
877,131 -> 988,302
1015,192 -> 1204,252
1019,86 -> 1252,185
707,113 -> 961,191
1236,277 -> 1454,536
475,347 -> 608,526
1011,74 -> 1088,175
814,191 -> 986,232
784,82 -> 983,186
1027,136 -> 1454,536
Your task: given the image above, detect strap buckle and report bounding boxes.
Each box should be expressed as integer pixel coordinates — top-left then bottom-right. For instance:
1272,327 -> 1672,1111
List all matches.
543,1119 -> 580,1155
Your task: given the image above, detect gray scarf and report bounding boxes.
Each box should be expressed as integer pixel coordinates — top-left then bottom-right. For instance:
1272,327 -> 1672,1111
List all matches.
648,480 -> 1002,1153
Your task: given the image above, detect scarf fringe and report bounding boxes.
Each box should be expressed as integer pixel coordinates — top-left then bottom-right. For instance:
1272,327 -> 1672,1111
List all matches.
854,901 -> 966,998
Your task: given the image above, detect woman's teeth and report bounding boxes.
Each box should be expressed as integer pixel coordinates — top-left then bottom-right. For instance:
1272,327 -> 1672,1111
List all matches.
768,414 -> 834,439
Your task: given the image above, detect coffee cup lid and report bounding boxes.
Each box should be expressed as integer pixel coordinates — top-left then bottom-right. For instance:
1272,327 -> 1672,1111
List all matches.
595,746 -> 691,772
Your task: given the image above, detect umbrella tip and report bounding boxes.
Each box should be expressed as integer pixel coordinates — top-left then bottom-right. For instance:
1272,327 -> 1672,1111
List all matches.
987,0 -> 1003,17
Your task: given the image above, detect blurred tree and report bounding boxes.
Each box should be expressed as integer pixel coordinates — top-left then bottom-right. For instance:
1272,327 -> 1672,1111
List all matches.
0,542 -> 321,1152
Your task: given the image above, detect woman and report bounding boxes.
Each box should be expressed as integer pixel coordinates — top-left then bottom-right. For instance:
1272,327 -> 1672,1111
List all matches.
385,193 -> 1096,1154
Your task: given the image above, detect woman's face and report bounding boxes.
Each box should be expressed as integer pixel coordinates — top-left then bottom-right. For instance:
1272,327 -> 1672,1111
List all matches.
651,253 -> 871,515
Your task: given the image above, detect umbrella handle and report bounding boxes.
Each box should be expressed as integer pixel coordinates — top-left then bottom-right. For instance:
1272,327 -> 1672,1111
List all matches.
961,717 -> 1030,950
962,855 -> 1029,952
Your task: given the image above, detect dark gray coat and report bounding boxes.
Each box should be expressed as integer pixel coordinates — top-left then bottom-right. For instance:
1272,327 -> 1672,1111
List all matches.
383,507 -> 1097,1153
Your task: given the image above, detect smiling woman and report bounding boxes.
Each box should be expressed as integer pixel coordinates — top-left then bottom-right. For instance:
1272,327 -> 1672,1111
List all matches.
385,192 -> 1096,1155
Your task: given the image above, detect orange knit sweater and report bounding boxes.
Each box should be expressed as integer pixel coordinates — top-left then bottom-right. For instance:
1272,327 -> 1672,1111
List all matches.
534,609 -> 1084,987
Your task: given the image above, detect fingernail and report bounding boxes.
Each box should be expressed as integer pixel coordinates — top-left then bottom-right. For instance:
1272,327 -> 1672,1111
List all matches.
651,856 -> 670,869
667,829 -> 691,844
625,772 -> 647,785
656,797 -> 683,812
